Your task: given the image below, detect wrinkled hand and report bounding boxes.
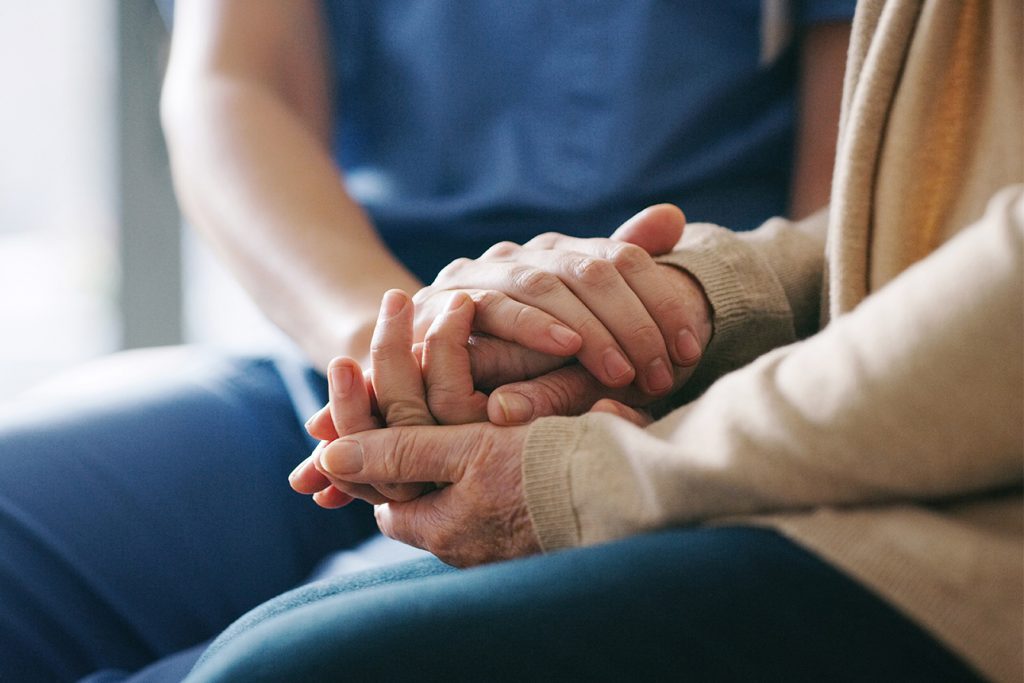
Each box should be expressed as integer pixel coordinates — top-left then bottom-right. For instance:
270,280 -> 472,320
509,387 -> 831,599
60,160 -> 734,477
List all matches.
319,419 -> 536,567
290,289 -> 486,506
291,288 -> 537,565
313,392 -> 651,567
291,288 -> 655,565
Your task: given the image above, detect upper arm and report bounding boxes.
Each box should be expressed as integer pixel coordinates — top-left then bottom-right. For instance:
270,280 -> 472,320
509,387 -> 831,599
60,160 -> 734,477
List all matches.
789,21 -> 851,219
162,0 -> 332,143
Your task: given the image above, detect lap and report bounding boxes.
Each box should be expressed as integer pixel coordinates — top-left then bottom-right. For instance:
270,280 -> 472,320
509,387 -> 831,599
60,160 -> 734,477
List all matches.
0,347 -> 377,682
188,526 -> 981,682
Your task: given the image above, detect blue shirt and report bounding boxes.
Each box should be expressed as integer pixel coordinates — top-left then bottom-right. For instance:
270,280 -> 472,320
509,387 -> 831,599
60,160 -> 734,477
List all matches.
329,2 -> 858,282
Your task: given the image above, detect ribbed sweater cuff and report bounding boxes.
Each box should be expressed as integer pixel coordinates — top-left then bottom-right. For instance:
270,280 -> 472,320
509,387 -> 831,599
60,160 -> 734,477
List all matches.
656,223 -> 796,397
521,416 -> 585,551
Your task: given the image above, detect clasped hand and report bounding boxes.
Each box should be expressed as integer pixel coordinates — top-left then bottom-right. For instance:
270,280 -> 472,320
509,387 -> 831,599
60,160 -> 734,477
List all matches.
289,205 -> 710,566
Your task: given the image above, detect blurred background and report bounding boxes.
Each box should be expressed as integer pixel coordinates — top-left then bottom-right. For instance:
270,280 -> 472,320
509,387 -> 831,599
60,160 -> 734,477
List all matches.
0,0 -> 279,400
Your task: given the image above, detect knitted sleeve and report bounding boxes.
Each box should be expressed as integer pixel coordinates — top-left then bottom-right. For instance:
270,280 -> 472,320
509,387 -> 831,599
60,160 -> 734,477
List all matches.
524,187 -> 1023,550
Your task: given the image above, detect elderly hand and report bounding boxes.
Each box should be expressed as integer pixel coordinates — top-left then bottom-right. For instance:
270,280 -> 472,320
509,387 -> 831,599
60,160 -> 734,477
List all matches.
321,419 -> 536,567
290,288 -> 485,507
292,287 -> 654,564
290,288 -> 538,565
312,387 -> 651,567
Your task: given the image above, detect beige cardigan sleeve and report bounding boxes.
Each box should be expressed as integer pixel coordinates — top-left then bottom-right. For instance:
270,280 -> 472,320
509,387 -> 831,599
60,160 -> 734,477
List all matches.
523,187 -> 1024,551
654,210 -> 828,401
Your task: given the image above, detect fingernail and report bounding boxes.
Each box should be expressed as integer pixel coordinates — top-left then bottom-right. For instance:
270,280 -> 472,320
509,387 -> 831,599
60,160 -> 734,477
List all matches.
329,364 -> 354,394
676,329 -> 702,365
548,324 -> 580,350
602,349 -> 634,382
496,392 -> 534,424
381,290 -> 406,318
303,408 -> 321,430
290,441 -> 326,481
645,358 -> 673,393
322,440 -> 363,475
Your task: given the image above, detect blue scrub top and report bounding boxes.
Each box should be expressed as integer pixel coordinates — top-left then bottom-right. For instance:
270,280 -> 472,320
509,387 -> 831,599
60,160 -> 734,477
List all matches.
322,0 -> 855,282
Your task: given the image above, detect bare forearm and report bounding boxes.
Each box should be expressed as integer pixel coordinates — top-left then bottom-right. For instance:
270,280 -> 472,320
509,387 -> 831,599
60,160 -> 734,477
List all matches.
162,79 -> 419,368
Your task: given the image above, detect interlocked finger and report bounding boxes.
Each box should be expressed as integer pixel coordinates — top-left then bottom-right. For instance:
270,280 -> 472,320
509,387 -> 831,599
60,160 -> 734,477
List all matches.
431,257 -> 637,388
523,233 -> 698,371
422,292 -> 489,424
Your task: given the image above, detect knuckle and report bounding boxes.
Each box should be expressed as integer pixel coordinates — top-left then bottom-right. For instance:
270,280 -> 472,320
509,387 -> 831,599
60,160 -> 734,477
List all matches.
573,257 -> 617,287
369,339 -> 404,361
377,440 -> 408,481
624,322 -> 664,351
512,267 -> 561,298
509,302 -> 537,335
411,287 -> 432,307
434,257 -> 472,284
381,398 -> 431,428
481,241 -> 519,259
574,315 -> 609,342
426,385 -> 465,419
524,231 -> 561,248
469,289 -> 504,317
609,243 -> 651,274
649,289 -> 683,320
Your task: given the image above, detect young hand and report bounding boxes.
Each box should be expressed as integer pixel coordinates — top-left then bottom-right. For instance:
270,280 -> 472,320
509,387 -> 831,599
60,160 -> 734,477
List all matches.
412,204 -> 708,397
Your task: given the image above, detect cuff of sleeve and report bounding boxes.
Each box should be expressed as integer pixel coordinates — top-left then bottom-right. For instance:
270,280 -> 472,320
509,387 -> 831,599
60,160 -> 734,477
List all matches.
521,416 -> 586,552
656,223 -> 796,399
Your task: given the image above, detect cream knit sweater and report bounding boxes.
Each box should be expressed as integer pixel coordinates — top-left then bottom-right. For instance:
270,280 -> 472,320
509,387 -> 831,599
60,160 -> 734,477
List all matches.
521,1 -> 1023,681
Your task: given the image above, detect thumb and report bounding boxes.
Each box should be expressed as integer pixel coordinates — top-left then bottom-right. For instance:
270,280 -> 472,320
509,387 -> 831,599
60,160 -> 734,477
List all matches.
610,204 -> 686,256
320,424 -> 477,484
488,365 -> 644,425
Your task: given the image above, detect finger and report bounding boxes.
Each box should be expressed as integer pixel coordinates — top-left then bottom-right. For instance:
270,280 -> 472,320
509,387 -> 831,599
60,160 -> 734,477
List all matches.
525,204 -> 684,255
368,290 -> 442,500
312,380 -> 425,504
608,204 -> 686,255
297,447 -> 403,505
513,249 -> 671,395
588,398 -> 654,427
372,490 -> 449,554
422,292 -> 489,424
524,230 -> 698,374
312,451 -> 394,505
467,335 -> 567,391
413,287 -> 581,357
370,289 -> 435,427
311,485 -> 354,509
327,357 -> 380,438
487,365 -> 647,425
320,424 -> 481,485
304,404 -> 337,441
433,259 -> 636,388
468,290 -> 582,356
288,446 -> 332,494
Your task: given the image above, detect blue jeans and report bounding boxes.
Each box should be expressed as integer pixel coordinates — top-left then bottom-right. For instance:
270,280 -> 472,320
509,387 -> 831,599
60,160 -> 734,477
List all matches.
0,348 -> 377,682
0,349 -> 980,681
186,527 -> 982,682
